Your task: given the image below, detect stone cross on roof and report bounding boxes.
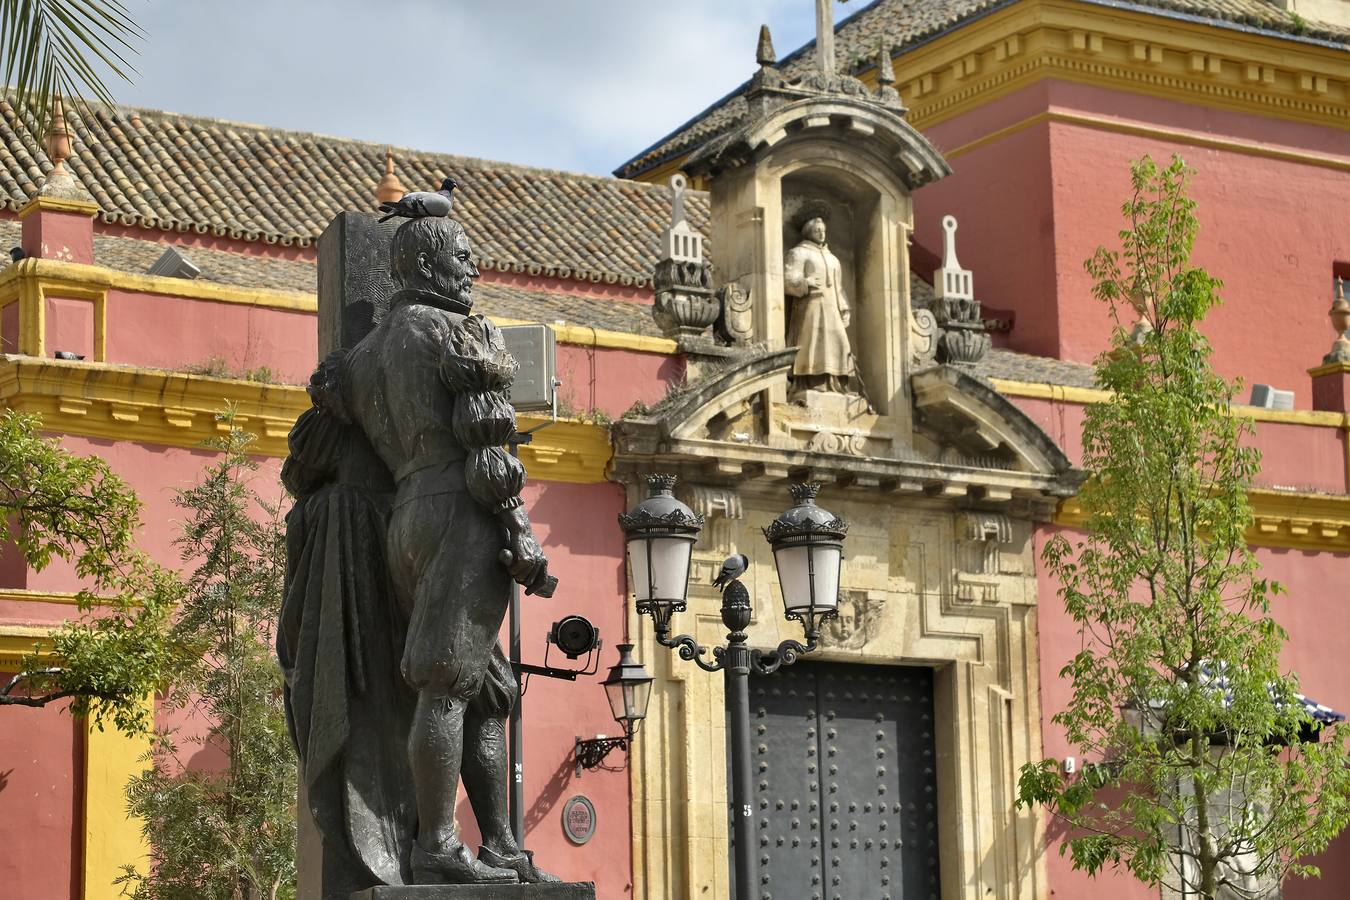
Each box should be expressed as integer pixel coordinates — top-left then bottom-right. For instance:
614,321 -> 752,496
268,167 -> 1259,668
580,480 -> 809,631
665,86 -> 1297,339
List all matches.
815,0 -> 835,77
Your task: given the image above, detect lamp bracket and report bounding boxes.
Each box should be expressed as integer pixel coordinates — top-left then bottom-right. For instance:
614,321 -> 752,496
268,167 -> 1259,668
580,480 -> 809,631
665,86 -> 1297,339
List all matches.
574,735 -> 629,775
750,632 -> 820,675
656,630 -> 726,673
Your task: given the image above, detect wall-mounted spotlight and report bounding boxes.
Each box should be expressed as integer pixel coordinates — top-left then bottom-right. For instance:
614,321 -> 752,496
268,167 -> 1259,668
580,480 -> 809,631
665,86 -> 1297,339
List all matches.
549,615 -> 601,660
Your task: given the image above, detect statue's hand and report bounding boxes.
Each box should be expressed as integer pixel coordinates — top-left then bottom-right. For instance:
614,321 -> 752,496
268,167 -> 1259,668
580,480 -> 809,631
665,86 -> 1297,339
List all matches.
805,274 -> 823,293
498,533 -> 557,598
841,310 -> 851,327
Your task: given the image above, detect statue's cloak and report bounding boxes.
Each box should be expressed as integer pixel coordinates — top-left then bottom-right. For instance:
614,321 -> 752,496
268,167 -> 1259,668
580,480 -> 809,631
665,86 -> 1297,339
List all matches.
278,376 -> 416,891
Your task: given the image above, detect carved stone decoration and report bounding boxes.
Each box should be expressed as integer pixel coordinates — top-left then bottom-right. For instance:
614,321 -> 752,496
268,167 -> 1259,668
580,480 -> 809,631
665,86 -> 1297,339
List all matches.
806,429 -> 868,456
652,174 -> 719,339
932,215 -> 991,366
956,511 -> 1012,603
910,306 -> 938,368
1324,277 -> 1350,364
714,281 -> 754,345
683,485 -> 744,520
820,590 -> 886,650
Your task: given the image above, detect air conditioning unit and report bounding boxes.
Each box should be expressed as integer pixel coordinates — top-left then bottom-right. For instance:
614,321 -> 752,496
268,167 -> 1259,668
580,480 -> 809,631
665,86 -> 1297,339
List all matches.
1249,384 -> 1294,410
148,246 -> 201,280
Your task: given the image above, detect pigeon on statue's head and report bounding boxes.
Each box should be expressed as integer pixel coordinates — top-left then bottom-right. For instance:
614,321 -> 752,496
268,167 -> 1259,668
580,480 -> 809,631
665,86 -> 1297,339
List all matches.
378,177 -> 459,223
712,554 -> 750,593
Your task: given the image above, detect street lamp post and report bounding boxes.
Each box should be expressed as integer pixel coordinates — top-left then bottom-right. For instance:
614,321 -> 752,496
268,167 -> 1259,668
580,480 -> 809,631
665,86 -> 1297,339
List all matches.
620,476 -> 848,900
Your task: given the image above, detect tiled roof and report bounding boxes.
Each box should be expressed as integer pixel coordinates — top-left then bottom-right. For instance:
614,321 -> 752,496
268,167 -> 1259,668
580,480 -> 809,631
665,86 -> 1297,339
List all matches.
614,0 -> 1350,179
0,99 -> 709,290
970,348 -> 1098,388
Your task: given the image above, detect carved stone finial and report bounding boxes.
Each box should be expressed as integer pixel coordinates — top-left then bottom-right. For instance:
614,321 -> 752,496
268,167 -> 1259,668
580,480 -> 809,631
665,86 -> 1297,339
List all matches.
652,173 -> 718,340
876,44 -> 895,85
932,215 -> 990,365
756,24 -> 777,66
34,93 -> 93,203
43,93 -> 72,176
375,149 -> 405,206
1324,278 -> 1350,365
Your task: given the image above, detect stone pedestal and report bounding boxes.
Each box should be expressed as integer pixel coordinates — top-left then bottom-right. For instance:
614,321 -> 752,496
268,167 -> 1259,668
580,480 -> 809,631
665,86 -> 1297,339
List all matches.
1309,361 -> 1350,412
351,884 -> 595,900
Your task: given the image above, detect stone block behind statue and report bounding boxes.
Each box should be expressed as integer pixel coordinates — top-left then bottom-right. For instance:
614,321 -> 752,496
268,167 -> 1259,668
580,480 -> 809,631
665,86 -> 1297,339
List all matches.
279,200 -> 568,897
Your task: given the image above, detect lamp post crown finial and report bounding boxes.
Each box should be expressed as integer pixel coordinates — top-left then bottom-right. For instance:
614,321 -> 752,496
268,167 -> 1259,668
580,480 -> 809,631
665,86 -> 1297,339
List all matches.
648,473 -> 678,496
789,481 -> 821,504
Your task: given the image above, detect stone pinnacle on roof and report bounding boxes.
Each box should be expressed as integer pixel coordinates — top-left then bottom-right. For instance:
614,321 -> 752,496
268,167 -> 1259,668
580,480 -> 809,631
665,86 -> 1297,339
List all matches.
1324,277 -> 1350,365
375,149 -> 405,206
35,92 -> 94,203
43,93 -> 71,176
876,43 -> 896,85
756,24 -> 777,66
814,0 -> 836,77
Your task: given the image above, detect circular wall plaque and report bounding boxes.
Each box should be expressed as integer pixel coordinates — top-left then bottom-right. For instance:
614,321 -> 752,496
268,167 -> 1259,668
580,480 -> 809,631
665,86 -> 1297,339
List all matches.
562,794 -> 597,845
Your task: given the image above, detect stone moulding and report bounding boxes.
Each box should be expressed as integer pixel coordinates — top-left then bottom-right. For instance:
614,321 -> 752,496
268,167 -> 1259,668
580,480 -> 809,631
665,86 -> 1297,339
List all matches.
0,356 -> 612,483
683,95 -> 953,187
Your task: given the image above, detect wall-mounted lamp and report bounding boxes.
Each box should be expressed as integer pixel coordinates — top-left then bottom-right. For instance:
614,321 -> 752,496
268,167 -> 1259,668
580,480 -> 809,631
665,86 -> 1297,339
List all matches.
574,643 -> 653,774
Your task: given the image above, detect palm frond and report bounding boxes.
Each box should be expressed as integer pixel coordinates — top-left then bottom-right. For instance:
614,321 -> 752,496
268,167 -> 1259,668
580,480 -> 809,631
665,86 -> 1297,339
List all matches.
0,0 -> 143,124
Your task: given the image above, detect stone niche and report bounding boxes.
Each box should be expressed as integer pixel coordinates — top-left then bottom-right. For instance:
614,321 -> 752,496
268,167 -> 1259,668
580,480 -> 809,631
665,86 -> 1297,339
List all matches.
686,86 -> 949,459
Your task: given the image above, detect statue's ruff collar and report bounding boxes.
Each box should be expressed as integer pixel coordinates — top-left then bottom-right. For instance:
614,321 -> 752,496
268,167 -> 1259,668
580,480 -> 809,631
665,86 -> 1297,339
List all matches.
390,287 -> 472,316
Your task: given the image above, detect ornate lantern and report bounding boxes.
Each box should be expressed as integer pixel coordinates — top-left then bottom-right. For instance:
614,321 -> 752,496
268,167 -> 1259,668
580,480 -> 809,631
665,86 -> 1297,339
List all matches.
601,643 -> 655,737
619,474 -> 704,633
763,482 -> 847,634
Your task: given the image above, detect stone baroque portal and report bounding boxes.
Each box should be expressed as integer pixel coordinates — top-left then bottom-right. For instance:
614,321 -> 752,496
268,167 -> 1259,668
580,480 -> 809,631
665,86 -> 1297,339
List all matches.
615,15 -> 1083,899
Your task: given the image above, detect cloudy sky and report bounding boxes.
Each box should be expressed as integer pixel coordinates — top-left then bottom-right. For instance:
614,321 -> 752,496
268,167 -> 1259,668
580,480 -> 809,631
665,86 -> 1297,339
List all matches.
105,0 -> 856,176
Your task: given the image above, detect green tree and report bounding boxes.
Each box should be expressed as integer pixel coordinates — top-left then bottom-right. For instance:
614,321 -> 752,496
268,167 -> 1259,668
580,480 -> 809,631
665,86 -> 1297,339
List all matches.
1017,156 -> 1350,897
0,408 -> 176,734
117,418 -> 296,900
1,0 -> 142,120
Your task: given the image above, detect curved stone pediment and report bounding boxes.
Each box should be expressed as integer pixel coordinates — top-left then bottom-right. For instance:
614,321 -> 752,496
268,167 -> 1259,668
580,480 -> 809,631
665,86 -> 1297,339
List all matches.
685,95 -> 952,188
615,351 -> 1082,519
912,365 -> 1074,475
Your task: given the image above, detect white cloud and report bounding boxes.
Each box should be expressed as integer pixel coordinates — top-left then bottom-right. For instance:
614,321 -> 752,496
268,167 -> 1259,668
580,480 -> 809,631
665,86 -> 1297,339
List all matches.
108,0 -> 849,175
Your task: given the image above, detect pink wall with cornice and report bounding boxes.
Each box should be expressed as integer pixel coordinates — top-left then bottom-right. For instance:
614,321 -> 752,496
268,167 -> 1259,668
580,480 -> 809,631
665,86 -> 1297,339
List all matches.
914,79 -> 1350,407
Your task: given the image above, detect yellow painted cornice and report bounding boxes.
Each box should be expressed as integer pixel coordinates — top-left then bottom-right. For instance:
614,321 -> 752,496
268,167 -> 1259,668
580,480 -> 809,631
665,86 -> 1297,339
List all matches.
989,377 -> 1350,426
0,356 -> 613,483
1308,360 -> 1350,378
890,0 -> 1350,133
1057,487 -> 1350,552
0,256 -> 314,310
0,623 -> 53,670
16,194 -> 99,219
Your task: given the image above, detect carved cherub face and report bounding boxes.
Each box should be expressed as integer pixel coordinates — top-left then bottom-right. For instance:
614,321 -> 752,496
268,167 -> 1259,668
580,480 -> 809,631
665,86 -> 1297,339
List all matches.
802,217 -> 827,244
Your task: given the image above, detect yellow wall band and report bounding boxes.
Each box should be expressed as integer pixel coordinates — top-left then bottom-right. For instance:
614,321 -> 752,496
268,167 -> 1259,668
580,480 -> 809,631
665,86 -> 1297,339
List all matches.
0,356 -> 613,483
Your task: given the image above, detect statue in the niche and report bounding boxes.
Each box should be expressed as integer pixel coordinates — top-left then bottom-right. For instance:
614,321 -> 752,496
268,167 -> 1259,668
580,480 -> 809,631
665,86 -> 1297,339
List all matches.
784,216 -> 853,395
279,213 -> 559,894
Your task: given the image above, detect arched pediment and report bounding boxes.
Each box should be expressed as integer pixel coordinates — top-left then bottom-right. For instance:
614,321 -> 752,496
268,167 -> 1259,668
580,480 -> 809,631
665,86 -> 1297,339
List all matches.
685,95 -> 952,189
614,354 -> 1082,519
911,366 -> 1074,475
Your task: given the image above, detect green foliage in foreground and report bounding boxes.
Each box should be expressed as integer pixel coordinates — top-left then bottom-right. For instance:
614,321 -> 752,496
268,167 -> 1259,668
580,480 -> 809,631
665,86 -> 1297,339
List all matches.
117,417 -> 296,900
0,409 -> 176,733
1016,156 -> 1350,898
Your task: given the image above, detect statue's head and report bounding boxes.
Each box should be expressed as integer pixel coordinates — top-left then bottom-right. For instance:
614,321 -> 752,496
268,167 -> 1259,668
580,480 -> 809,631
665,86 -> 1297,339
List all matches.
800,216 -> 827,244
391,216 -> 479,309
